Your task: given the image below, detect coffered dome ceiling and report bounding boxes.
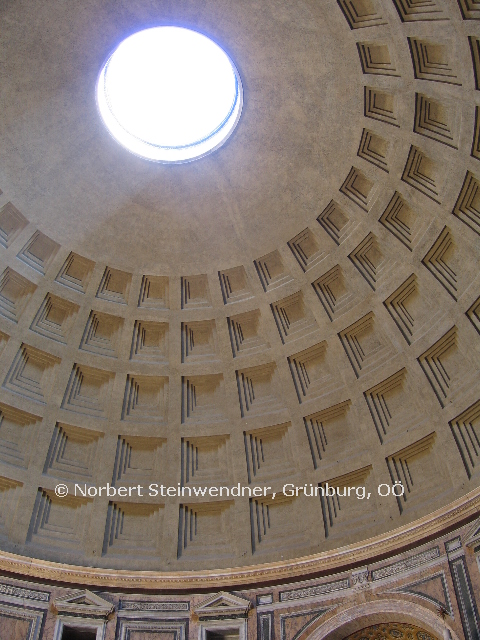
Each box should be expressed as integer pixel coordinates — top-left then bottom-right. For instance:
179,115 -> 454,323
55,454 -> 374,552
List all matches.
0,0 -> 478,576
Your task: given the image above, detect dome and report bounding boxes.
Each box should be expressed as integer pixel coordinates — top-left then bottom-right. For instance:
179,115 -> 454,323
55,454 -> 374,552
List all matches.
0,0 -> 479,588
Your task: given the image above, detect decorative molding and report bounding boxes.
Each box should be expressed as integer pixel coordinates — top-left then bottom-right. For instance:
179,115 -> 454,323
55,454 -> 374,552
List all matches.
304,400 -> 351,468
364,368 -> 425,444
55,252 -> 95,294
117,619 -> 187,640
289,341 -> 339,403
422,227 -> 457,299
138,275 -> 169,309
219,266 -> 253,304
181,274 -> 211,309
348,232 -> 394,289
288,228 -> 326,272
386,433 -> 436,514
392,0 -> 445,21
351,567 -> 369,585
0,602 -> 43,640
357,128 -> 389,172
120,601 -> 189,611
448,553 -> 480,640
470,36 -> 480,90
340,166 -> 376,211
0,488 -> 476,588
0,582 -> 49,602
280,579 -> 349,601
271,291 -> 318,344
317,201 -> 356,246
338,311 -> 396,378
0,203 -> 28,248
417,325 -> 478,408
458,0 -> 480,19
452,171 -> 480,235
17,230 -> 60,275
198,618 -> 246,640
194,591 -> 251,618
450,401 -> 480,479
61,363 -> 115,418
52,589 -> 114,618
96,266 -> 132,305
254,250 -> 293,292
131,320 -> 168,363
181,374 -> 226,424
372,546 -> 440,580
345,623 -> 436,640
402,145 -> 441,203
337,0 -> 386,28
236,362 -> 284,418
0,267 -> 37,323
466,295 -> 480,334
318,466 -> 372,537
364,87 -> 399,126
414,93 -> 457,148
313,265 -> 358,320
464,518 -> 480,548
357,42 -> 400,76
228,309 -> 270,358
181,320 -> 217,363
30,293 -> 79,344
80,310 -> 124,358
472,106 -> 480,159
409,38 -> 460,85
259,611 -> 273,640
3,343 -> 61,404
446,536 -> 462,556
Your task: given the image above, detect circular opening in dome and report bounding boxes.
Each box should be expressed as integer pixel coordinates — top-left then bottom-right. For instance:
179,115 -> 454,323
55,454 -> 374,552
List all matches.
96,26 -> 243,163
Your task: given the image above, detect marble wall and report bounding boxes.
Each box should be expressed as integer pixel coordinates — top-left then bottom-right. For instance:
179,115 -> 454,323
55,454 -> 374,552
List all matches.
0,517 -> 478,640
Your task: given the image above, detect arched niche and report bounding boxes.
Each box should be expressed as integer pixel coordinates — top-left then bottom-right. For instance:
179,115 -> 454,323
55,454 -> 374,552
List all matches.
304,599 -> 459,640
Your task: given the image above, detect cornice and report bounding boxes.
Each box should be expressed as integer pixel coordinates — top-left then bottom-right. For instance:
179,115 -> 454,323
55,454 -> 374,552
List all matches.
0,487 -> 478,590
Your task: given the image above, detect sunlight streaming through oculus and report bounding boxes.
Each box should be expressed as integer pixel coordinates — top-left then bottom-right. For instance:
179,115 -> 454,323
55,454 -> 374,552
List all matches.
96,27 -> 243,162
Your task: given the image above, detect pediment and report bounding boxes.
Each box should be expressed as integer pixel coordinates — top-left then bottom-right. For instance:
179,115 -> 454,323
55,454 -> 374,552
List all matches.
464,517 -> 480,547
53,589 -> 114,618
194,592 -> 250,618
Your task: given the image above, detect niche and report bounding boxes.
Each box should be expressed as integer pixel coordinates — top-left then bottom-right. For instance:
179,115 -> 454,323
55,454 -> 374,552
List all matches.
206,631 -> 240,640
61,627 -> 97,640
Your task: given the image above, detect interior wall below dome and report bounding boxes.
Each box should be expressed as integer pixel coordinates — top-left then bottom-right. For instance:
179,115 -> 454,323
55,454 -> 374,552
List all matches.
0,517 -> 479,640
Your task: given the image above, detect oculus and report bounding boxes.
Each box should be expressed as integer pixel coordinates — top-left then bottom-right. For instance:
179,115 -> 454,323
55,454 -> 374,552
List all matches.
96,26 -> 243,163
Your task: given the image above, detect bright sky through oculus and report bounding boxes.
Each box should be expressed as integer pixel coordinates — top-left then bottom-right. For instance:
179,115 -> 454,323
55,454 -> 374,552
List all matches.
96,27 -> 242,163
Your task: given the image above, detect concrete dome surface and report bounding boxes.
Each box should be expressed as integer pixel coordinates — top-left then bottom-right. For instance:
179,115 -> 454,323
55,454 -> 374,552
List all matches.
0,0 -> 478,583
